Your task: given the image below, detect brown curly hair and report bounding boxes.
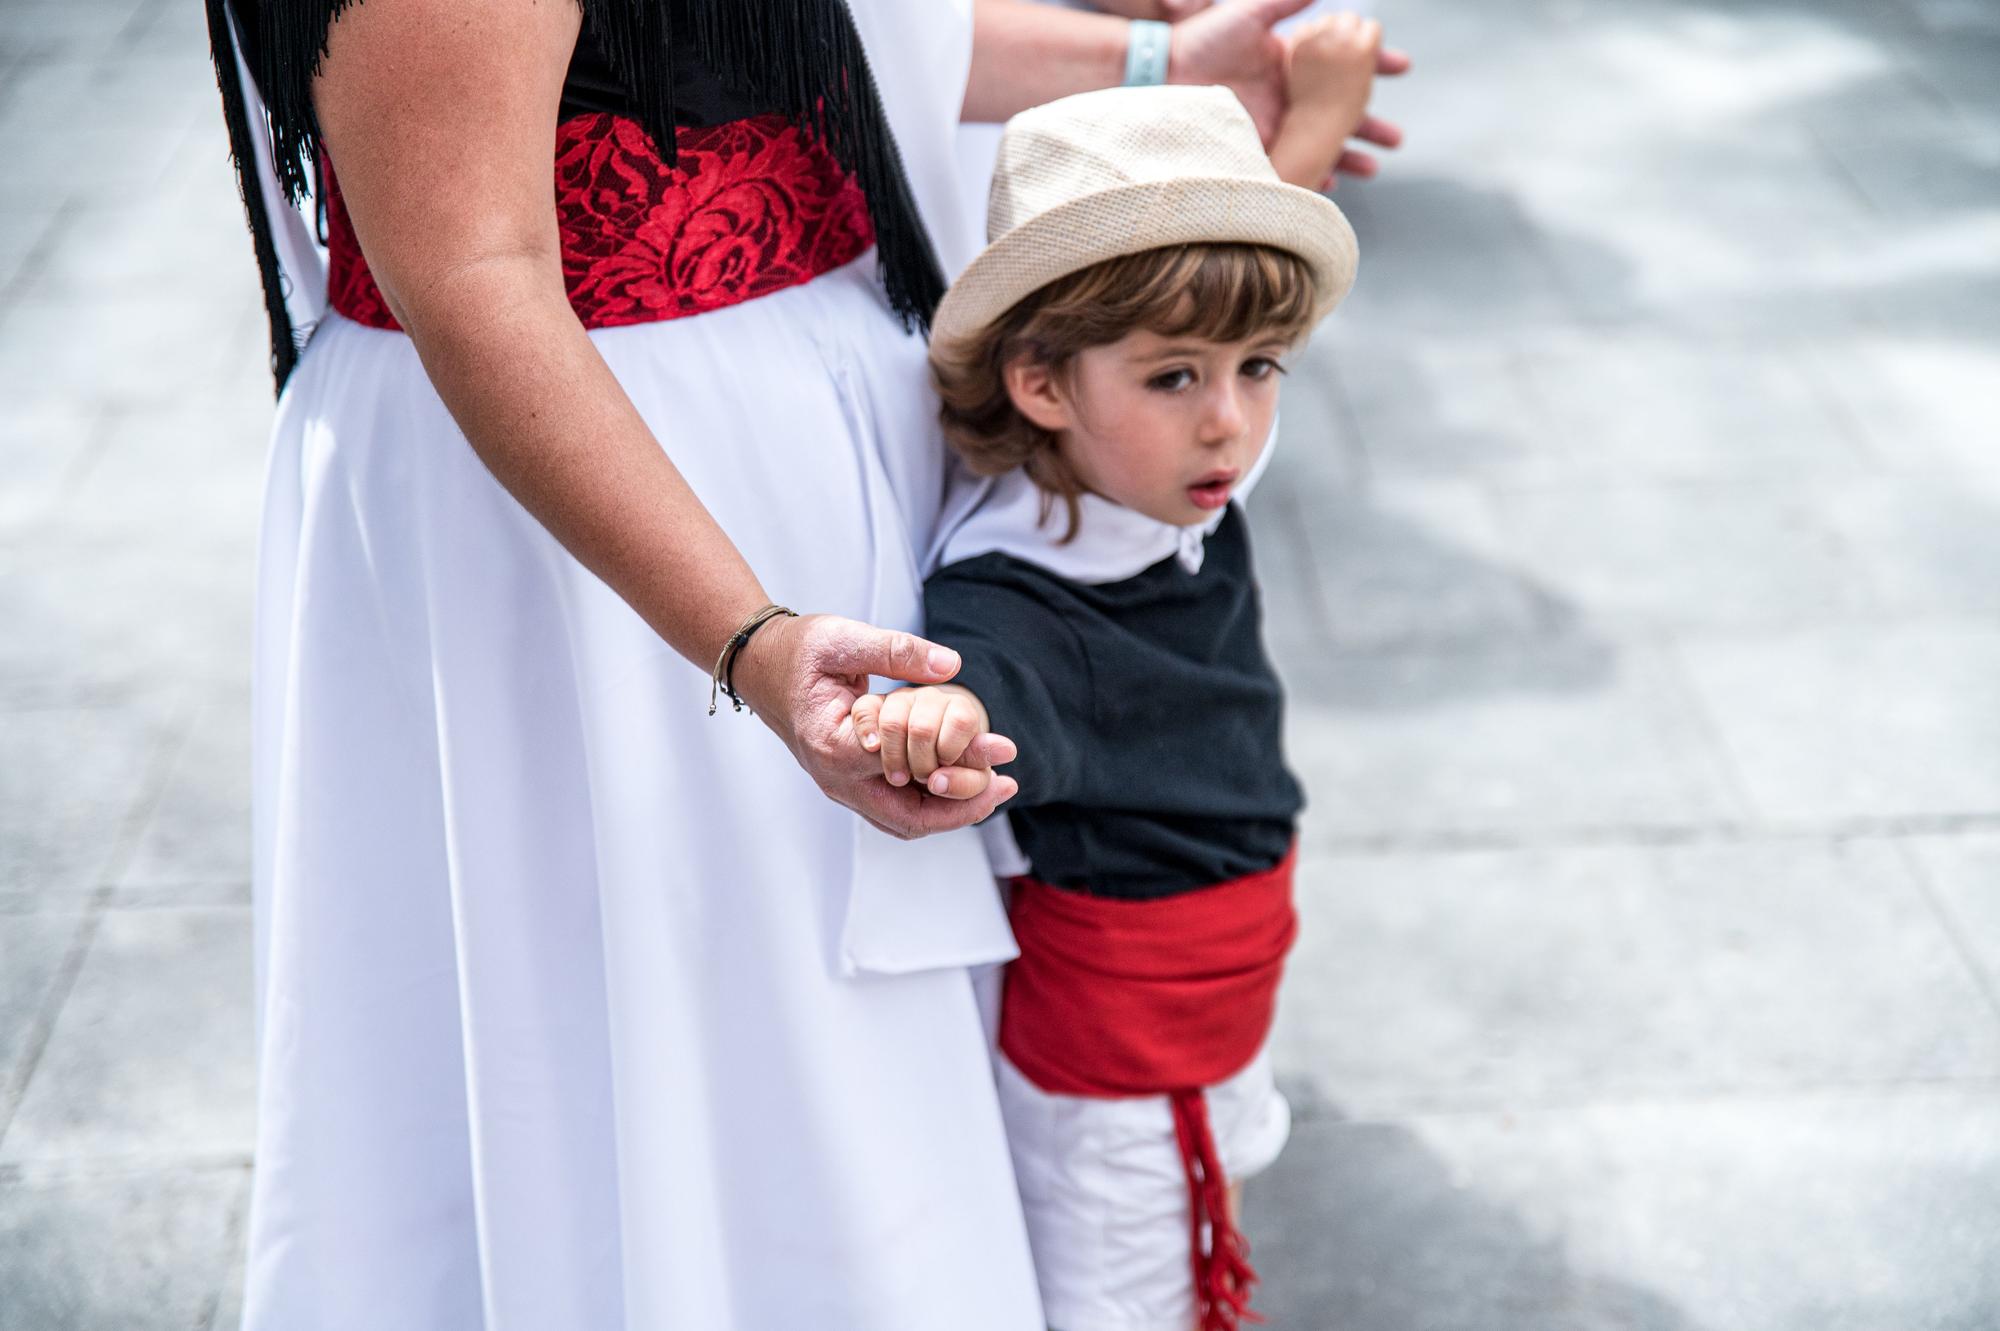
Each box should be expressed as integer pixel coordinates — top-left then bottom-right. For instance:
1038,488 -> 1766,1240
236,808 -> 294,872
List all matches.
930,242 -> 1319,540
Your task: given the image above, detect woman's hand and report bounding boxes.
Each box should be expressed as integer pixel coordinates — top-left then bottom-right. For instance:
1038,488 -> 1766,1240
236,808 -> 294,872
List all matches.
1171,3 -> 1409,169
1165,0 -> 1312,144
1168,3 -> 1408,175
733,615 -> 1020,840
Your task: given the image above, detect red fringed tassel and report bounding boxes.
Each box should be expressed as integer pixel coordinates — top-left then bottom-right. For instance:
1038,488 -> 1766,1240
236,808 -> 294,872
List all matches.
1171,1089 -> 1262,1331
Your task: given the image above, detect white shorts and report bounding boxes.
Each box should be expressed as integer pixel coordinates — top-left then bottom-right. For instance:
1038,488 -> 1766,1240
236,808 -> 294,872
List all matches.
994,1046 -> 1292,1331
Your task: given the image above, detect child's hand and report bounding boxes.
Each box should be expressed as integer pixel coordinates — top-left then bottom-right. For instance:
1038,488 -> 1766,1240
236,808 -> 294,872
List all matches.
849,685 -> 1005,800
1285,12 -> 1382,132
1269,13 -> 1404,189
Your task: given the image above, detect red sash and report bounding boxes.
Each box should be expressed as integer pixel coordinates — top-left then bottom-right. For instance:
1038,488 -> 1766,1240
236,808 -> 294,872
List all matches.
1001,844 -> 1298,1331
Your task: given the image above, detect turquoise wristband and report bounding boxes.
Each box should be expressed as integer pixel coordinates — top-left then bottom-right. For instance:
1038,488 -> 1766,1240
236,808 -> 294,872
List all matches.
1124,18 -> 1171,87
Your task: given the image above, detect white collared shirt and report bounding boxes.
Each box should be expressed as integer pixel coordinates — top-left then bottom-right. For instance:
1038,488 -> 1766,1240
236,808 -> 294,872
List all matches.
926,419 -> 1278,583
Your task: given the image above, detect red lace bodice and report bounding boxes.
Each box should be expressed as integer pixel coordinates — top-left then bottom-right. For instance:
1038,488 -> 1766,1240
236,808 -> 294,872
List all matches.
326,112 -> 875,332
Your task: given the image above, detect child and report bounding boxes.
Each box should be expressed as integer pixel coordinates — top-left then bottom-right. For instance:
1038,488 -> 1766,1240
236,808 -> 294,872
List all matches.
850,47 -> 1371,1331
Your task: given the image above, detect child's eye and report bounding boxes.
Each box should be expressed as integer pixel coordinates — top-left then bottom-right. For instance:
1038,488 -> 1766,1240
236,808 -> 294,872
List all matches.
1241,357 -> 1286,381
1147,367 -> 1195,392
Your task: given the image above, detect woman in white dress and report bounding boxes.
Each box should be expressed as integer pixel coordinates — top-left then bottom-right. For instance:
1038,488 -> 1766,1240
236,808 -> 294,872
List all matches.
204,0 -> 1343,1327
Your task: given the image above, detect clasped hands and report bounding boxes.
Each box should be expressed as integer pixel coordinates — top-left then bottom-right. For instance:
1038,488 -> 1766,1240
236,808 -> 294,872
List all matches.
1131,0 -> 1411,189
727,613 -> 1017,840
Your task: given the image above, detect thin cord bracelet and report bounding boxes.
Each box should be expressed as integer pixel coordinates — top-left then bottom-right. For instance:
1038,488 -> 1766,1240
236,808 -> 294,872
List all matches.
709,604 -> 797,715
720,609 -> 794,712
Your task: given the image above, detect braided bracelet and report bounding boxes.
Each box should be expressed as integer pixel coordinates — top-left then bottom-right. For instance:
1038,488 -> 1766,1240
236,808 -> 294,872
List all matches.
709,604 -> 798,715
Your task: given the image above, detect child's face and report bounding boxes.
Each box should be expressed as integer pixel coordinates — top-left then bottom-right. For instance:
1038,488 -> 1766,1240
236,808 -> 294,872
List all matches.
1007,327 -> 1293,528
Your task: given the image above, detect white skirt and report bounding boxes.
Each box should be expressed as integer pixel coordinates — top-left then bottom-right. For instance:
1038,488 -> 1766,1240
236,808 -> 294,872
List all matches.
243,254 -> 1037,1331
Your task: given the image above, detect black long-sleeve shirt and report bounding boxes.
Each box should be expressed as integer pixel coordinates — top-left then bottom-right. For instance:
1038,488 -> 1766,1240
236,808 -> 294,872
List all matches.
923,504 -> 1301,901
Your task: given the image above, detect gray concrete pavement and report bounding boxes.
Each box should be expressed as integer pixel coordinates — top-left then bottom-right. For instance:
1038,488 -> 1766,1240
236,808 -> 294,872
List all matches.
1,0 -> 1997,1327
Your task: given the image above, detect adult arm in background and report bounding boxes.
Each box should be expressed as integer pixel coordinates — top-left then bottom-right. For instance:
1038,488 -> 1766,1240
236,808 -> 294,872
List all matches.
1085,0 -> 1213,18
311,0 -> 1015,836
964,0 -> 1410,182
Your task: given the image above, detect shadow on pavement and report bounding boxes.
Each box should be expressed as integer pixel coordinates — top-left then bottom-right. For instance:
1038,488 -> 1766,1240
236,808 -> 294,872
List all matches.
1245,1116 -> 1706,1331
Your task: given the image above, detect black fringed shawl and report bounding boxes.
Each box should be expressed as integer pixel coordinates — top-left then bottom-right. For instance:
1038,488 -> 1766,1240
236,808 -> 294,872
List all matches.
204,0 -> 949,393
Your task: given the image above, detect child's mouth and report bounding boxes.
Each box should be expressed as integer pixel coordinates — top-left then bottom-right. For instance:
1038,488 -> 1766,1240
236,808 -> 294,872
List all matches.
1187,476 -> 1235,510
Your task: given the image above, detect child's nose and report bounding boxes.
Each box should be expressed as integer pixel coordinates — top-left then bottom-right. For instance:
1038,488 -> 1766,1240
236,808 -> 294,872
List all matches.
1201,385 -> 1247,444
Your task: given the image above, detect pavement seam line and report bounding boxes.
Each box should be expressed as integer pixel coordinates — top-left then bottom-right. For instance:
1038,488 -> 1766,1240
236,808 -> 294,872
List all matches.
1889,835 -> 2000,1028
1320,350 -> 1373,492
1301,810 -> 2000,859
0,697 -> 197,1149
0,892 -> 110,1151
1283,1073 -> 2000,1128
1272,489 -> 1340,648
0,196 -> 86,309
197,1164 -> 256,1331
1651,628 -> 1766,827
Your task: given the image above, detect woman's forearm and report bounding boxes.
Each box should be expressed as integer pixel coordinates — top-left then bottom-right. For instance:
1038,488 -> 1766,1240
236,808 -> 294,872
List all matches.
964,0 -> 1128,122
305,0 -> 1023,837
313,0 -> 769,673
392,259 -> 772,670
964,0 -> 1300,147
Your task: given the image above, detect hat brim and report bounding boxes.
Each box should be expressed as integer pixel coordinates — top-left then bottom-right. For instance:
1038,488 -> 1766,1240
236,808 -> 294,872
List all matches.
931,176 -> 1359,351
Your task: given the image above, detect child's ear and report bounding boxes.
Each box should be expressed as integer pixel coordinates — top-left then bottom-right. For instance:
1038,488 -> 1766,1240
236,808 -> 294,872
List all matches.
1003,357 -> 1073,434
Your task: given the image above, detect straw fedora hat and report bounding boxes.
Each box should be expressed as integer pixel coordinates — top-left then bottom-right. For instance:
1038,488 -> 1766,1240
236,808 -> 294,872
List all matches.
931,84 -> 1359,351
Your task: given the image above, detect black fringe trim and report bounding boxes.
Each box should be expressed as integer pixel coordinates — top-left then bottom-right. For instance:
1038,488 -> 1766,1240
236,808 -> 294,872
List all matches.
252,0 -> 356,206
204,0 -> 300,394
585,0 -> 948,332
